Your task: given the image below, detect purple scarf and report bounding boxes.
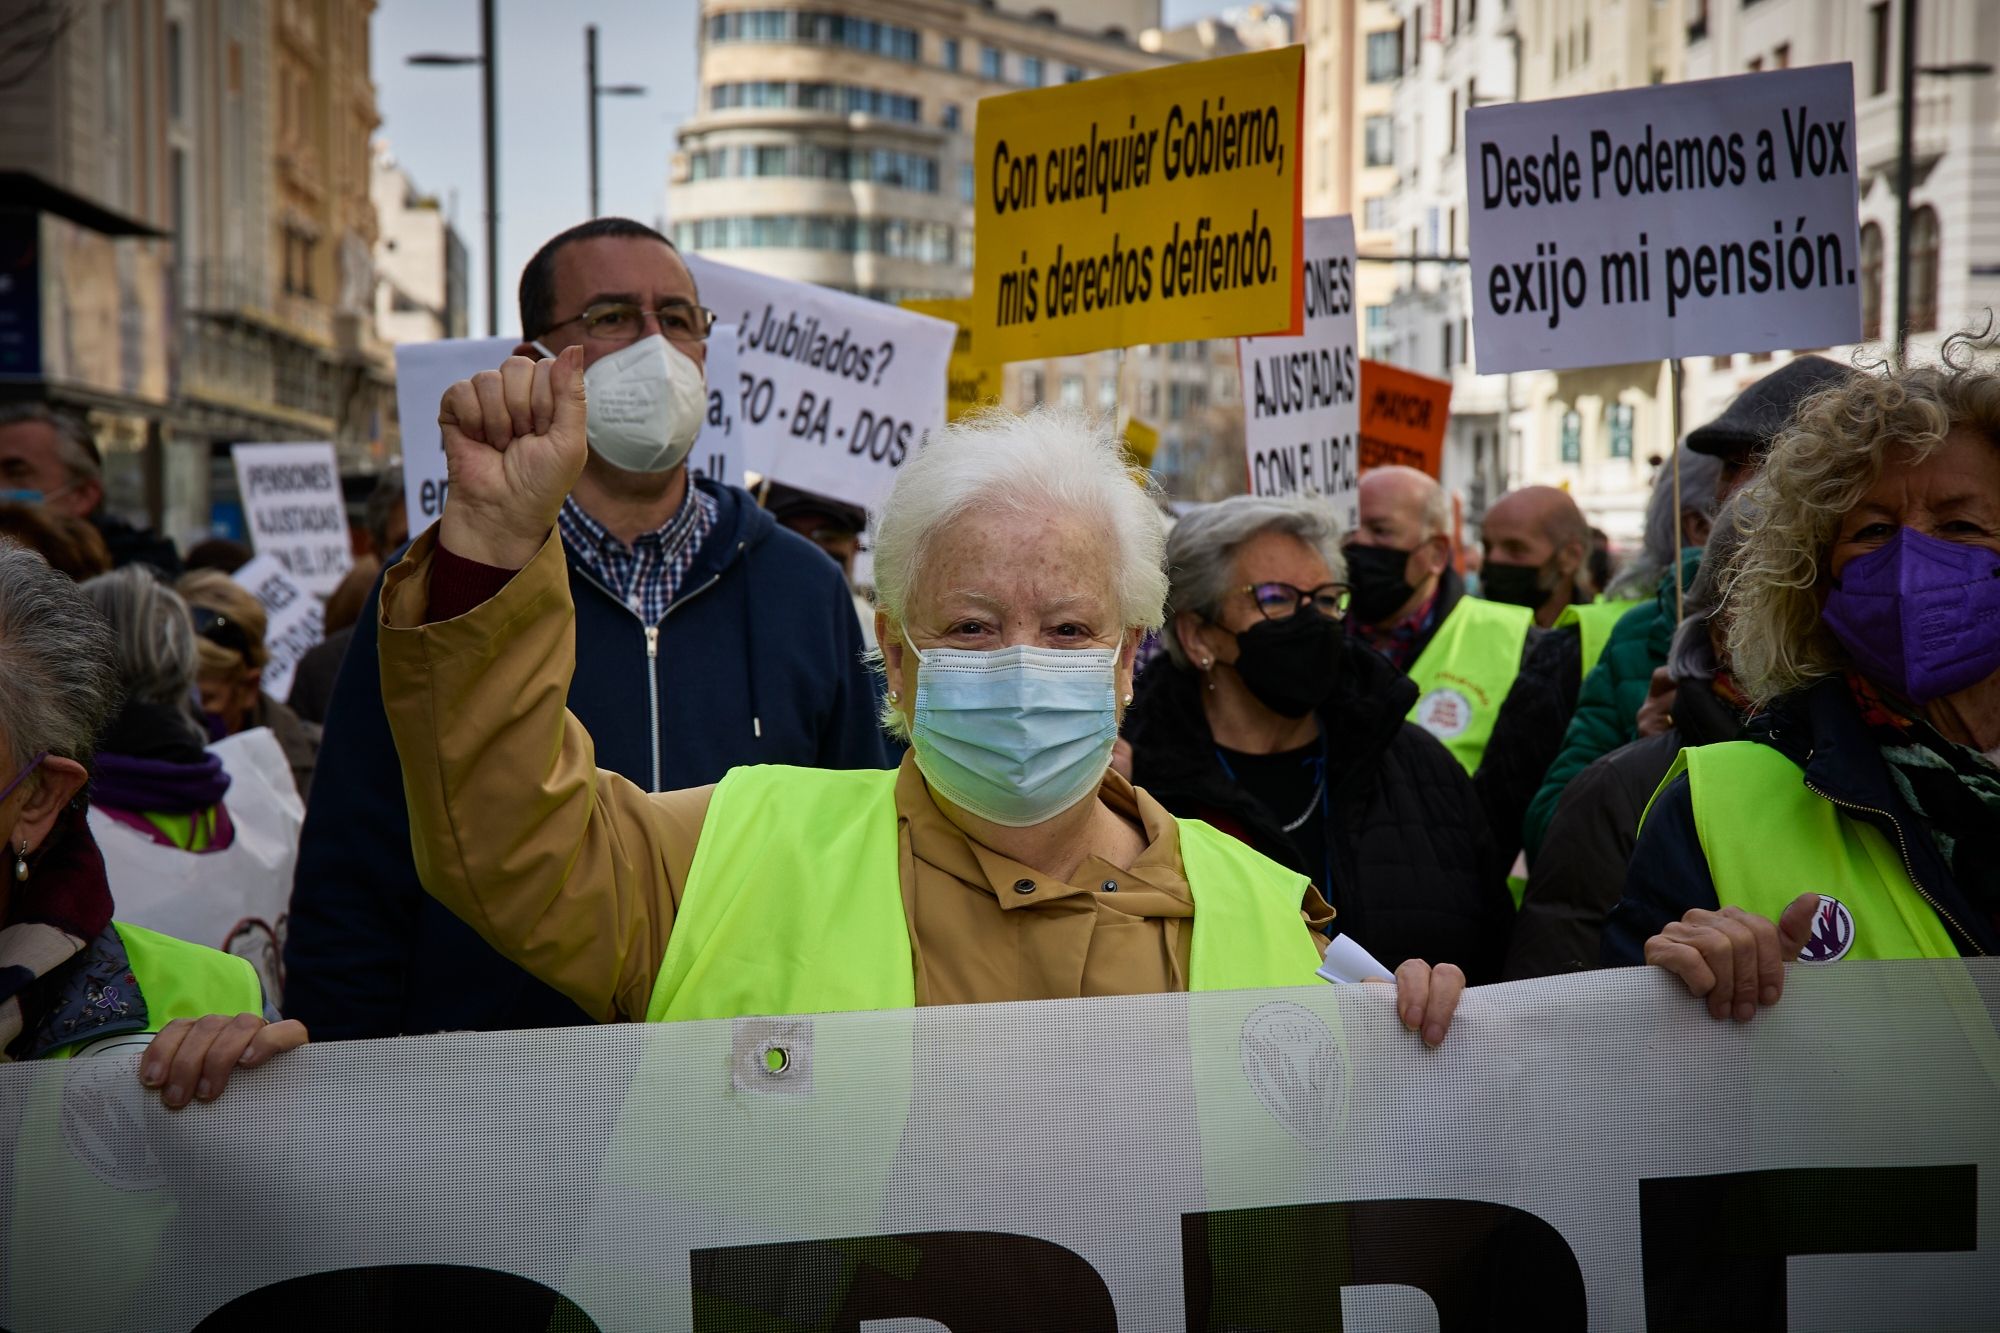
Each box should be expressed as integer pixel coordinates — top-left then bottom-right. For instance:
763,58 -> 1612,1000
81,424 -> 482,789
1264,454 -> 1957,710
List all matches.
91,750 -> 232,816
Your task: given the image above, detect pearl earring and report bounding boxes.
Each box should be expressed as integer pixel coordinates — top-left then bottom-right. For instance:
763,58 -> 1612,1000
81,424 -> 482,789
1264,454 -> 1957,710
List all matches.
13,839 -> 27,883
888,690 -> 900,704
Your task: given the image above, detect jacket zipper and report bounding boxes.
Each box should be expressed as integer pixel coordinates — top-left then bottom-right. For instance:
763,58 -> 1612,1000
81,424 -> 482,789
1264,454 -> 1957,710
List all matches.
1801,777 -> 1986,957
570,552 -> 735,793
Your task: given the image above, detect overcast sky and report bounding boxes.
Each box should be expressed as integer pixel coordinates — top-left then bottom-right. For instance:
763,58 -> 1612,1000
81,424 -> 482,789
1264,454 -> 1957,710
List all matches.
373,0 -> 1248,335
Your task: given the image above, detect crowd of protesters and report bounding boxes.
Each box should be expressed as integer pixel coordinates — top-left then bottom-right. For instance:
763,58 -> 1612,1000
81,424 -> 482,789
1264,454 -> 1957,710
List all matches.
0,215 -> 1995,1112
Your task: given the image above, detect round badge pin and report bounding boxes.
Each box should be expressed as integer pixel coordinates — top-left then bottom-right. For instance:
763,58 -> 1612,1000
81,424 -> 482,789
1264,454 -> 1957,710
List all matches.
1797,894 -> 1856,964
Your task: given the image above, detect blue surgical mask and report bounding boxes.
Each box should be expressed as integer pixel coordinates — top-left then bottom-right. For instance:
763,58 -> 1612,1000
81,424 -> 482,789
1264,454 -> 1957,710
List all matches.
0,489 -> 45,505
908,639 -> 1120,828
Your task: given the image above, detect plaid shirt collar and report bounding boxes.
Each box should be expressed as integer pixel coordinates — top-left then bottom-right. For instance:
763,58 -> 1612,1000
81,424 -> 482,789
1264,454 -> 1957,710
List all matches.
1353,586 -> 1442,673
558,483 -> 717,624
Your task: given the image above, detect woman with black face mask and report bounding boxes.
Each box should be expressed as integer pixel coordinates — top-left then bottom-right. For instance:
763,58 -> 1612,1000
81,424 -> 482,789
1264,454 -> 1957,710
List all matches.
1122,496 -> 1513,983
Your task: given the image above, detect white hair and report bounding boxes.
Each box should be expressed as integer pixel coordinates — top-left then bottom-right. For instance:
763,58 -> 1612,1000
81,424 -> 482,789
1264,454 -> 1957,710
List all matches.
1160,494 -> 1346,669
869,405 -> 1168,736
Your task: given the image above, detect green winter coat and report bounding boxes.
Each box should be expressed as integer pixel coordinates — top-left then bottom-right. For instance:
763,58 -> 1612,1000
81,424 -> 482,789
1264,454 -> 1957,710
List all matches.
1523,550 -> 1700,861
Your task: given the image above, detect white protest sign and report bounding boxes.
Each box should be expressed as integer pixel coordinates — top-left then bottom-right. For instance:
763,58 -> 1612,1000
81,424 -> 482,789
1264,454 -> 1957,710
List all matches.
393,335 -> 519,543
1467,64 -> 1861,372
686,254 -> 954,512
230,442 -> 352,598
230,553 -> 324,703
1237,215 -> 1361,530
689,322 -> 761,490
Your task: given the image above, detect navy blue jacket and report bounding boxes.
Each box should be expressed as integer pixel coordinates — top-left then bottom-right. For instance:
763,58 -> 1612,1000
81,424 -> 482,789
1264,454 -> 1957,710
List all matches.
1603,676 -> 1998,964
283,479 -> 891,1037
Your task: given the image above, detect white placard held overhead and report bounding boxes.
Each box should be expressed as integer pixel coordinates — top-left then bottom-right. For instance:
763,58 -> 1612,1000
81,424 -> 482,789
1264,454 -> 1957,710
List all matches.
393,335 -> 520,544
1466,64 -> 1861,373
230,554 -> 324,704
689,323 -> 764,491
1237,215 -> 1362,531
686,255 -> 954,513
230,442 -> 352,599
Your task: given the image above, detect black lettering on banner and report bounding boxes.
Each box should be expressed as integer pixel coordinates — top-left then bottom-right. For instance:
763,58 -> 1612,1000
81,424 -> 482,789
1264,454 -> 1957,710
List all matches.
1181,1199 -> 1587,1331
192,1265 -> 600,1332
690,1231 -> 1116,1331
419,476 -> 449,520
1639,1165 -> 1976,1332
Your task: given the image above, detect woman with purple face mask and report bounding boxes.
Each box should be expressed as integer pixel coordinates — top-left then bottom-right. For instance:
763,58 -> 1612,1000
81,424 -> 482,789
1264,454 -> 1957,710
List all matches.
1604,334 -> 2000,1017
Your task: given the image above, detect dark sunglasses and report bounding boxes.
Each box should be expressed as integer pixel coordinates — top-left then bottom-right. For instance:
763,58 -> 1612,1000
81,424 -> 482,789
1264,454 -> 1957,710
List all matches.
191,606 -> 255,660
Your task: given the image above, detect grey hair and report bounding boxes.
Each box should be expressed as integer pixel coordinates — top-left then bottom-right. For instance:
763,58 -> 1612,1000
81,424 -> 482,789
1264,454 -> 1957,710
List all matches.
1368,464 -> 1450,538
869,404 -> 1168,738
1667,492 -> 1756,683
0,544 -> 121,776
1160,494 -> 1346,669
79,568 -> 205,740
0,402 -> 101,485
1608,446 -> 1724,600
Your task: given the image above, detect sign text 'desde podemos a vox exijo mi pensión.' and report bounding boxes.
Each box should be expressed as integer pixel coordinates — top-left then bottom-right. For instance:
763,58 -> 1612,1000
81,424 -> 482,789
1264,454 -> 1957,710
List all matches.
974,46 -> 1306,363
1465,63 -> 1860,373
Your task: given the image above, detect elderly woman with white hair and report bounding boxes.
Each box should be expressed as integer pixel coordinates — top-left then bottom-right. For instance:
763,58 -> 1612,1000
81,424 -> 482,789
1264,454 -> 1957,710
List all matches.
1122,494 -> 1509,982
377,350 -> 1464,1041
1610,344 -> 2000,1015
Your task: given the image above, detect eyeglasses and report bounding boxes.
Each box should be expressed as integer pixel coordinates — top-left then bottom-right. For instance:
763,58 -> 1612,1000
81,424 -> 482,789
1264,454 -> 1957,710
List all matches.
542,300 -> 718,346
1245,581 -> 1349,621
191,606 -> 255,660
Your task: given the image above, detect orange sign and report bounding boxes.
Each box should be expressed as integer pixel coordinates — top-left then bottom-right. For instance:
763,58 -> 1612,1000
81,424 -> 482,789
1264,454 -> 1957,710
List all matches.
1358,359 -> 1451,479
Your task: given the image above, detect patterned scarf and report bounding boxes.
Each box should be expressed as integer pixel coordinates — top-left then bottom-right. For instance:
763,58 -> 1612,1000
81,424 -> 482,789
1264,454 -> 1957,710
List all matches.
0,804 -> 115,1059
1846,674 -> 2000,927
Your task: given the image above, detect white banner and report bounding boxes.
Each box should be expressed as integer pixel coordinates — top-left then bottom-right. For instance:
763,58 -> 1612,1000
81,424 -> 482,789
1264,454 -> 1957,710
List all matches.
1466,64 -> 1861,373
1238,215 -> 1362,532
686,255 -> 955,512
229,442 -> 352,598
394,335 -> 520,545
230,554 -> 323,704
5,962 -> 1996,1330
690,323 -> 760,491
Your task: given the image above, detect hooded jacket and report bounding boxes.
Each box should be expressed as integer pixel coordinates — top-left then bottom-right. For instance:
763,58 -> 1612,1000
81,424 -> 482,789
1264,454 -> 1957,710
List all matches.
1124,637 -> 1512,982
283,477 -> 891,1037
1603,675 -> 2000,964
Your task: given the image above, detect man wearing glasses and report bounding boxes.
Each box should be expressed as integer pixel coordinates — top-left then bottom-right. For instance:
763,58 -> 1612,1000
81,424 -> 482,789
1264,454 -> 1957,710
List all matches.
286,218 -> 889,1040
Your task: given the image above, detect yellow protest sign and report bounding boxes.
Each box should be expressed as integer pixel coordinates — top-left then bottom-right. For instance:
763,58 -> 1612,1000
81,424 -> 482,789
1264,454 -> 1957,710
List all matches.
1120,418 -> 1160,468
900,298 -> 1000,421
973,46 -> 1305,363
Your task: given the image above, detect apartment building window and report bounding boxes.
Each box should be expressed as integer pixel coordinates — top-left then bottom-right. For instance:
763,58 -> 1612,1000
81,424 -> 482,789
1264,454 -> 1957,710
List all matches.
1364,115 -> 1394,166
1064,65 -> 1085,83
1909,205 -> 1940,332
1560,410 -> 1582,463
1098,376 -> 1118,410
960,162 -> 975,203
678,215 -> 957,262
708,82 -> 922,120
1363,196 -> 1393,231
1860,221 -> 1884,341
1169,382 -> 1187,420
1144,382 -> 1160,418
981,45 -> 1004,80
1441,322 -> 1454,374
1021,369 -> 1044,402
1059,374 -> 1084,407
942,103 -> 961,130
707,12 -> 921,61
1606,403 -> 1634,459
1448,90 -> 1459,154
1582,19 -> 1591,62
941,37 -> 960,70
1022,56 -> 1044,87
166,19 -> 184,120
1870,3 -> 1892,96
1688,0 -> 1710,42
1366,30 -> 1402,82
1773,43 -> 1790,69
1365,305 -> 1389,337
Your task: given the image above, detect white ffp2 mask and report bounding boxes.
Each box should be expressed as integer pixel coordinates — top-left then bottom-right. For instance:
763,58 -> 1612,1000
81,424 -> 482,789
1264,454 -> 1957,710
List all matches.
533,334 -> 706,474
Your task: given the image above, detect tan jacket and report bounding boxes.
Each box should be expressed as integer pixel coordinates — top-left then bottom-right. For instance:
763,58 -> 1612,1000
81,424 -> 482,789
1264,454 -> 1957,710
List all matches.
380,529 -> 1332,1021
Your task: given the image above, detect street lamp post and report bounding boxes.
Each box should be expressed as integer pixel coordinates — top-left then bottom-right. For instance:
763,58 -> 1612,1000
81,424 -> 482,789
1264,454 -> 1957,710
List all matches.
586,24 -> 647,219
1892,0 -> 1992,366
408,0 -> 499,336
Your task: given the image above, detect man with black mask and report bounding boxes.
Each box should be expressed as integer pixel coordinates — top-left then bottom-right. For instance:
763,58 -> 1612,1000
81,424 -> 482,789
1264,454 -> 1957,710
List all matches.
1345,466 -> 1537,774
1476,485 -> 1591,628
1123,495 -> 1510,981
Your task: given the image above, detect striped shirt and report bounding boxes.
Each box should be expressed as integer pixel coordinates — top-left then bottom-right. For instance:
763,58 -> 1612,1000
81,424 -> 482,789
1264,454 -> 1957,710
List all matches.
557,486 -> 717,624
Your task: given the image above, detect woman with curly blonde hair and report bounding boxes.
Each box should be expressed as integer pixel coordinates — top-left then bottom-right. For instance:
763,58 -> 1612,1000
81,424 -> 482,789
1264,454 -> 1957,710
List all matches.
1606,337 -> 2000,1014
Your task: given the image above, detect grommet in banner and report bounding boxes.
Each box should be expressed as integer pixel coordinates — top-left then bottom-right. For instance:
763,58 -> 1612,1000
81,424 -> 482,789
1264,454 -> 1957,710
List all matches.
731,1018 -> 812,1095
1013,878 -> 1036,895
761,1044 -> 790,1076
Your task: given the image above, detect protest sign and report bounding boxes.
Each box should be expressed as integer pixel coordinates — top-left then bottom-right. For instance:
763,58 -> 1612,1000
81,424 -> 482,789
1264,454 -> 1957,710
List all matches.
1466,64 -> 1861,372
393,335 -> 519,543
973,46 -> 1305,363
230,553 -> 323,703
687,255 -> 954,512
689,322 -> 761,490
1238,215 -> 1360,529
6,963 -> 1996,1330
1359,358 -> 1452,478
1121,417 -> 1159,469
229,442 -> 351,598
901,297 -> 1001,421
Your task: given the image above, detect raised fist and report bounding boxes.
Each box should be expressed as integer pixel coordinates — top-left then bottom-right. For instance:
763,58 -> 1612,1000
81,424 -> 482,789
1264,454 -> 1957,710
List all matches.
436,346 -> 587,569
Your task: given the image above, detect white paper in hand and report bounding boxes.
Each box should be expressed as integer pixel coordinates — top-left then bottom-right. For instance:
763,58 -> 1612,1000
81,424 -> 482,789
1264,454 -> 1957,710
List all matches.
1317,932 -> 1393,985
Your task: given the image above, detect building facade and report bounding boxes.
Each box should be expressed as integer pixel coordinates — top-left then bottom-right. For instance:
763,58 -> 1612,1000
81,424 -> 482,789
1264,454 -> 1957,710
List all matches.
372,140 -> 470,347
0,0 -> 387,549
1679,0 -> 2000,434
1300,0 -> 1401,357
